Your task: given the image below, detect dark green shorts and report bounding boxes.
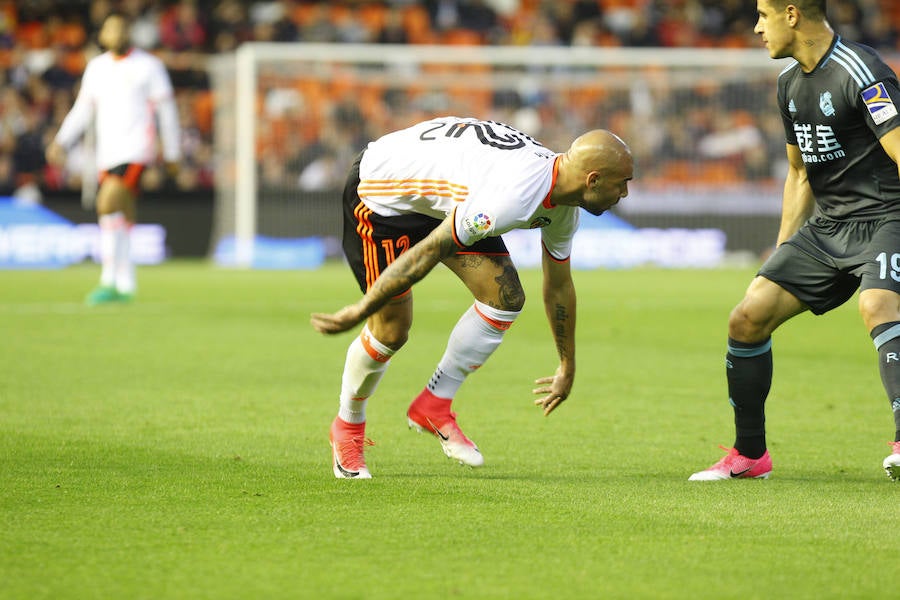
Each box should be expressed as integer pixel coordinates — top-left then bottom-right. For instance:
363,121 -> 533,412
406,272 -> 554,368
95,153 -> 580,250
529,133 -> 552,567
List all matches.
758,216 -> 900,315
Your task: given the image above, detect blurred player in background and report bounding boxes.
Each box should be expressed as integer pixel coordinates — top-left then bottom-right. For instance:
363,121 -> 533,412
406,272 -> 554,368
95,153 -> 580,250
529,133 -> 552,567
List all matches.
311,116 -> 633,478
690,0 -> 900,481
46,11 -> 181,305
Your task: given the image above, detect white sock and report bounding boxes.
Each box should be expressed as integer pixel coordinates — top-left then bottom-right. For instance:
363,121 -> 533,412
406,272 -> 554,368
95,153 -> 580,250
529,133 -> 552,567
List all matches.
115,221 -> 135,294
428,300 -> 520,399
338,325 -> 397,424
98,212 -> 124,287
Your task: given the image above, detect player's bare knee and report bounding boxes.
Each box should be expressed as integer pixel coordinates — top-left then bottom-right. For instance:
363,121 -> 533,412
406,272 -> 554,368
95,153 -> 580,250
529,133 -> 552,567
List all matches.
365,315 -> 411,350
494,265 -> 525,312
384,333 -> 409,351
728,303 -> 766,341
372,327 -> 409,350
858,292 -> 900,331
499,287 -> 525,312
727,306 -> 750,339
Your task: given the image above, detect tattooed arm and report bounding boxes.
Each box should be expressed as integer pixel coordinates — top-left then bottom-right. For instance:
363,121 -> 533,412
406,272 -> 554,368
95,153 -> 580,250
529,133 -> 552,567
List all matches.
311,215 -> 459,334
533,249 -> 576,416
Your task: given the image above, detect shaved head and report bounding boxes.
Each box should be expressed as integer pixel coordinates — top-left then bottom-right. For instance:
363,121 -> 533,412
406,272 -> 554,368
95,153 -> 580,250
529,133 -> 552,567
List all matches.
566,129 -> 632,176
553,129 -> 633,215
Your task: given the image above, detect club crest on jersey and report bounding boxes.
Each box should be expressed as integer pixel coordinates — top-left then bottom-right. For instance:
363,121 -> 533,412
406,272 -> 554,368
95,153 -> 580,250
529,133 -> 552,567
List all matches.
862,82 -> 898,125
462,212 -> 494,237
819,91 -> 835,116
529,216 -> 551,229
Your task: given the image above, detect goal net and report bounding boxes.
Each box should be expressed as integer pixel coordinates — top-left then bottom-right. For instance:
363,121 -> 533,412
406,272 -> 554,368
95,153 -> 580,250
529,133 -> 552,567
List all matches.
208,43 -> 786,268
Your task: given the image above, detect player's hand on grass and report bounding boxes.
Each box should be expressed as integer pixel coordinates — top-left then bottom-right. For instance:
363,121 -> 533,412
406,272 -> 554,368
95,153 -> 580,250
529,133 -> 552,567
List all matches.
533,366 -> 573,416
310,305 -> 365,334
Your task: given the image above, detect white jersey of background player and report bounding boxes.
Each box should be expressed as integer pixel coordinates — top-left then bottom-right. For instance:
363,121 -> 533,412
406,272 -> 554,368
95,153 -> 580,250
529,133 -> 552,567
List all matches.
47,11 -> 181,305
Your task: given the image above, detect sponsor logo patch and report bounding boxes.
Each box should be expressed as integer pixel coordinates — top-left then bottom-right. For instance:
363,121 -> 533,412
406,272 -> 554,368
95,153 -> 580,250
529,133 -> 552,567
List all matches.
819,91 -> 835,116
462,212 -> 494,237
862,82 -> 898,125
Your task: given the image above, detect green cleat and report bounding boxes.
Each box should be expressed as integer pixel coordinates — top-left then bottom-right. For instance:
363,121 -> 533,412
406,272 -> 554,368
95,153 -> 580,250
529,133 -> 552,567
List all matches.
84,285 -> 119,306
115,292 -> 135,304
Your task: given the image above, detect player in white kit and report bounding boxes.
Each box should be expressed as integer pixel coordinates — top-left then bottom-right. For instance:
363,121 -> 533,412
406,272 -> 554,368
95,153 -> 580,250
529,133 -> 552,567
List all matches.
46,11 -> 181,305
311,117 -> 633,478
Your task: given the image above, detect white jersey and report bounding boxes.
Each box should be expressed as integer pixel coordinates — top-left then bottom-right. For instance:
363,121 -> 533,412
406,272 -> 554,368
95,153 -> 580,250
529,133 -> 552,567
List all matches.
358,117 -> 579,260
54,48 -> 181,171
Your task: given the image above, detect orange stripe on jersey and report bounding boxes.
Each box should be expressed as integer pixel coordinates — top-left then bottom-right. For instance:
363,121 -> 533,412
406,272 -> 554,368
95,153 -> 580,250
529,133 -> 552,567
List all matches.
449,206 -> 466,249
360,190 -> 467,201
474,304 -> 514,331
359,178 -> 469,202
360,329 -> 391,363
541,155 -> 561,209
361,178 -> 469,192
353,202 -> 380,289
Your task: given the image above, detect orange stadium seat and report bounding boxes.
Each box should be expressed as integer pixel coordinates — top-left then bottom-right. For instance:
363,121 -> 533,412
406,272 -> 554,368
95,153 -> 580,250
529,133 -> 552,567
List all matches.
16,21 -> 48,48
600,0 -> 640,7
357,3 -> 387,36
60,50 -> 86,75
193,90 -> 213,136
51,22 -> 86,49
328,4 -> 352,25
882,0 -> 900,24
356,84 -> 384,121
441,29 -> 484,46
659,160 -> 695,184
700,160 -> 740,184
289,3 -> 316,27
402,5 -> 432,44
567,87 -> 608,113
719,33 -> 751,49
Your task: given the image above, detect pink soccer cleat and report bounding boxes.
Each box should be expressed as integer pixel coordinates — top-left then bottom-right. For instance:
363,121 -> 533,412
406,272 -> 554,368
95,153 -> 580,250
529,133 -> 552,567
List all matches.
689,446 -> 772,481
407,389 -> 484,467
884,442 -> 900,482
329,417 -> 374,479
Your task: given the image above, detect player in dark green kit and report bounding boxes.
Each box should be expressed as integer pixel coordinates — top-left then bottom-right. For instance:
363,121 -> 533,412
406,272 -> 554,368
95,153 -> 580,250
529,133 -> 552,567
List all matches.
691,0 -> 900,481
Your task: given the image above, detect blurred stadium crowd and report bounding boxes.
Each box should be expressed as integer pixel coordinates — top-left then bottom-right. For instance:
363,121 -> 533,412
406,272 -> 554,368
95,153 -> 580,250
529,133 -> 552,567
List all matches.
2,0 -> 899,200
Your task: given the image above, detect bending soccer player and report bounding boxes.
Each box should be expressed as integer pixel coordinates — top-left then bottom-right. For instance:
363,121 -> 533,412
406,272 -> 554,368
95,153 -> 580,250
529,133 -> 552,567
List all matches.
46,11 -> 181,305
690,0 -> 900,481
311,117 -> 633,478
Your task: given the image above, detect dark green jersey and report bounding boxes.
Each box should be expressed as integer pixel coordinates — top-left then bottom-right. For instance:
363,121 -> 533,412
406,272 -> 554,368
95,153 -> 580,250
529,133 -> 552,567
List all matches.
777,36 -> 900,219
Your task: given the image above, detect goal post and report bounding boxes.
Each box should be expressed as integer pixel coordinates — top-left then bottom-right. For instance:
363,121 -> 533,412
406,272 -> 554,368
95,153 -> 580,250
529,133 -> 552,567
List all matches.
209,42 -> 786,268
234,45 -> 258,268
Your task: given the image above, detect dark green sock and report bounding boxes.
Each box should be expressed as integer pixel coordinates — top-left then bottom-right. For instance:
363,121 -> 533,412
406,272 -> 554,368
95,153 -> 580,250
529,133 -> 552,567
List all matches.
870,322 -> 900,442
726,337 -> 772,459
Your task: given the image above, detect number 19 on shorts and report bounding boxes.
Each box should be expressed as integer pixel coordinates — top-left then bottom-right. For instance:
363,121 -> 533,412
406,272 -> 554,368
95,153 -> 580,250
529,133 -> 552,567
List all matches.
876,252 -> 900,282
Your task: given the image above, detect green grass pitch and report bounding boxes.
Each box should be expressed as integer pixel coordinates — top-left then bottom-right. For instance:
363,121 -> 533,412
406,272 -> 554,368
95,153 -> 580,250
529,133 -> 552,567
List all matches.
2,261 -> 898,599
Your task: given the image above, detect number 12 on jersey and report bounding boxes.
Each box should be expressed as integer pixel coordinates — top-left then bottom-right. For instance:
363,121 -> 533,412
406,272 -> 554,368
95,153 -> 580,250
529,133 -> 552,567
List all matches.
382,236 -> 411,265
